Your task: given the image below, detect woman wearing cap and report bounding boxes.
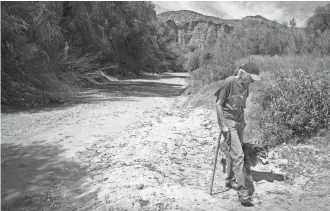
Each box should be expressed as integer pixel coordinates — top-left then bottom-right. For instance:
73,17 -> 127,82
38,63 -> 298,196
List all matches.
215,62 -> 261,204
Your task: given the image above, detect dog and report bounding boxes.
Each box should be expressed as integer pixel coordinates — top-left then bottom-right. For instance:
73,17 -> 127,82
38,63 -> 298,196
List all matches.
220,140 -> 269,193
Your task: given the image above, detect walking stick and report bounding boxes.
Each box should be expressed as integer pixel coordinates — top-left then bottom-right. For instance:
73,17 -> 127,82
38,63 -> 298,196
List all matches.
209,131 -> 228,196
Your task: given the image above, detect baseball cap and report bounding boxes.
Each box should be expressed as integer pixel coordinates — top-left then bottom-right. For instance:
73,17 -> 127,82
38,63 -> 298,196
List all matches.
240,62 -> 261,81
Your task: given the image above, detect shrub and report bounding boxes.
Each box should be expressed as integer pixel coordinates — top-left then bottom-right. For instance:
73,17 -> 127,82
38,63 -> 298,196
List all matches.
252,55 -> 330,145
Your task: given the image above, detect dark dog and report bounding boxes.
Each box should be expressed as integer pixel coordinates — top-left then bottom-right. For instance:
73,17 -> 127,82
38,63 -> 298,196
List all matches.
220,142 -> 269,192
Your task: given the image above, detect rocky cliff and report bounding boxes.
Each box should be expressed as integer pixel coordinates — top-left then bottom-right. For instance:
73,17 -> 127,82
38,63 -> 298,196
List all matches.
158,10 -> 234,49
157,10 -> 278,49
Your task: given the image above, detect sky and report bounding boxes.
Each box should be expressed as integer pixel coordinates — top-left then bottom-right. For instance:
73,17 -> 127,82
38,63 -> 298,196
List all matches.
153,1 -> 329,27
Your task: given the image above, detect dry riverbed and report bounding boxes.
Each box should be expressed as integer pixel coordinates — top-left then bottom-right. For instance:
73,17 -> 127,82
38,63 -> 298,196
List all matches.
1,73 -> 329,211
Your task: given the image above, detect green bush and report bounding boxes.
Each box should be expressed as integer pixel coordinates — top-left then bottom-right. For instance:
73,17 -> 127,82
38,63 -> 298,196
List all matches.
252,55 -> 330,145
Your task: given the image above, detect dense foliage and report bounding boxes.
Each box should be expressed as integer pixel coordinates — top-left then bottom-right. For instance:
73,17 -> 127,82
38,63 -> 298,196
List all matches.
251,56 -> 330,145
307,3 -> 330,32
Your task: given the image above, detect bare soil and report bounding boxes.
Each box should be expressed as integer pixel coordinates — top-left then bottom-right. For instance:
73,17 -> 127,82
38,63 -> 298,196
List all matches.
1,72 -> 330,211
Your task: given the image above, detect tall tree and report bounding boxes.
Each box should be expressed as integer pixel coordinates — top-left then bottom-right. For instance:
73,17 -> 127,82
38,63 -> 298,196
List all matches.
307,3 -> 330,32
289,18 -> 296,28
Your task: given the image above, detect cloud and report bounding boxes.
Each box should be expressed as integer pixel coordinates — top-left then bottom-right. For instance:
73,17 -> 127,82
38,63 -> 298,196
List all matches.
216,2 -> 286,20
154,1 -> 328,27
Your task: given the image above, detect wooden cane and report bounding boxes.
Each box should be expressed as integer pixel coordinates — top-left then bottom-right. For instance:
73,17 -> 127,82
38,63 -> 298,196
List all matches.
209,131 -> 228,196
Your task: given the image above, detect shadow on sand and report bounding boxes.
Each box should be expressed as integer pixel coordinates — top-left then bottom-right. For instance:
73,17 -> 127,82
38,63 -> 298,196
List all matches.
251,170 -> 285,182
1,143 -> 105,211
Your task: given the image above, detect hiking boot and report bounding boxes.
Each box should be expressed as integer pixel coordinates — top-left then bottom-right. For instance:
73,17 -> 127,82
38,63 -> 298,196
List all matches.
238,188 -> 252,205
238,194 -> 252,204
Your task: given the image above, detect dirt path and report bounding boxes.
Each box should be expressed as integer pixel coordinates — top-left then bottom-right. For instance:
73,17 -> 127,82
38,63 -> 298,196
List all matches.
1,73 -> 330,211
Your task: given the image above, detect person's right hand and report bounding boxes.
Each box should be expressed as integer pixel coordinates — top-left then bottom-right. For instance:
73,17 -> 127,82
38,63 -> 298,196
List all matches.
222,126 -> 229,133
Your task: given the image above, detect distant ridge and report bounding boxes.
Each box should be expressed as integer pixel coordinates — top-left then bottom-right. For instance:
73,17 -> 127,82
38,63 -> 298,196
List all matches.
158,10 -> 227,26
157,10 -> 280,27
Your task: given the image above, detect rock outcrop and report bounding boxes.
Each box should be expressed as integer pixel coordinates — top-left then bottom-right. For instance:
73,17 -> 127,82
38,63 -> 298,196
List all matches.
157,10 -> 280,49
159,10 -> 233,49
178,22 -> 230,48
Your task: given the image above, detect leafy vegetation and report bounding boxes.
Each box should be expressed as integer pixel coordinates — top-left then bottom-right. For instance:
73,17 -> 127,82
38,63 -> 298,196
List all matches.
251,55 -> 330,145
307,3 -> 330,33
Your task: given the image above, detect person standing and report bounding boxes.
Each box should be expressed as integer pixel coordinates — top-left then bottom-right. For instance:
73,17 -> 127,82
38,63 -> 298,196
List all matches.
215,62 -> 261,204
